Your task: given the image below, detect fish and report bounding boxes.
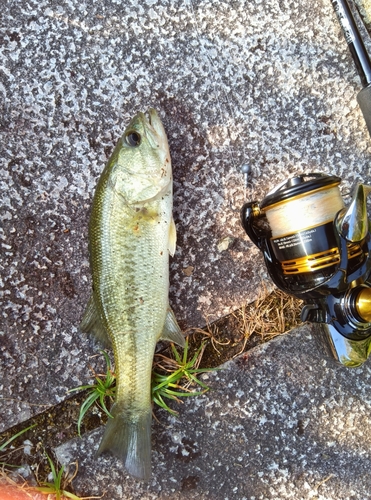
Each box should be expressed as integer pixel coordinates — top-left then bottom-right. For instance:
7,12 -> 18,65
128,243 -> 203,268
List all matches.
80,108 -> 185,481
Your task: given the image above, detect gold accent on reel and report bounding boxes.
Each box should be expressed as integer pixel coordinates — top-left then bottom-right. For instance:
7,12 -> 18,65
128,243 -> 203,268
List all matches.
356,288 -> 371,323
280,243 -> 363,275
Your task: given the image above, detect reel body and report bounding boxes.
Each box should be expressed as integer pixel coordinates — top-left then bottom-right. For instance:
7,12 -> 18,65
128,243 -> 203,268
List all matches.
241,173 -> 371,367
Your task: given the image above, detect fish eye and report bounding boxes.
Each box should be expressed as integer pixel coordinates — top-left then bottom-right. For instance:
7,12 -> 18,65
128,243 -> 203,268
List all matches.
125,131 -> 141,147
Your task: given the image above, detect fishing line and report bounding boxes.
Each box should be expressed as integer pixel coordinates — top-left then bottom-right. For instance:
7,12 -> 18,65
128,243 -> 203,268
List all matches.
184,0 -> 249,186
263,184 -> 344,237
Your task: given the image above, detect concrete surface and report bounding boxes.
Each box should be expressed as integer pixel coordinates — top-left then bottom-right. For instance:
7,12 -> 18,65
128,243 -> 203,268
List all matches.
2,0 -> 371,497
356,0 -> 371,25
54,324 -> 371,500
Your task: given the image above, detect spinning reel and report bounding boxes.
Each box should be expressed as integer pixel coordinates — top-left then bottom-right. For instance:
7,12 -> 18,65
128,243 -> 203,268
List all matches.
241,173 -> 371,367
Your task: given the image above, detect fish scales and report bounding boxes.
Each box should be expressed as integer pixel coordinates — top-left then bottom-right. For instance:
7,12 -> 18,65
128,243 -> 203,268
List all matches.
80,109 -> 185,481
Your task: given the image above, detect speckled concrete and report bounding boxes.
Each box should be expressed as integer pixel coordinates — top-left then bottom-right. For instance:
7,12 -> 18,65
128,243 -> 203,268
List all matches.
1,0 -> 371,453
356,0 -> 371,25
54,324 -> 371,500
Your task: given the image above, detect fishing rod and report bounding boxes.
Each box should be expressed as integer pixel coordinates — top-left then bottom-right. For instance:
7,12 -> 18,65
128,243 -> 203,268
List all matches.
331,0 -> 371,136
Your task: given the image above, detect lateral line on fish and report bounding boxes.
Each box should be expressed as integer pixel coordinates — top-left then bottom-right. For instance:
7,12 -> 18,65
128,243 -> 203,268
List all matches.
113,330 -> 136,406
185,0 -> 246,175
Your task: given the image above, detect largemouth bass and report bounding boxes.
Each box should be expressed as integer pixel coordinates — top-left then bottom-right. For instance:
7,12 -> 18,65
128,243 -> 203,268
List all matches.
80,108 -> 185,481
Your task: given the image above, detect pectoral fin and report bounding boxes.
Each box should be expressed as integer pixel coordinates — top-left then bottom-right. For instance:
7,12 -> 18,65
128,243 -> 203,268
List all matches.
160,307 -> 185,347
80,294 -> 111,348
168,217 -> 177,257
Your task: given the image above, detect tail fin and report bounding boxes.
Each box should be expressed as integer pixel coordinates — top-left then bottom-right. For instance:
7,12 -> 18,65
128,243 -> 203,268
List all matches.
97,403 -> 152,481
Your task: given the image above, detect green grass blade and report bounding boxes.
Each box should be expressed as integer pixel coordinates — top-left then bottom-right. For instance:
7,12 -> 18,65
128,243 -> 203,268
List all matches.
45,453 -> 58,484
186,343 -> 206,368
188,367 -> 216,374
100,349 -> 112,369
0,462 -> 24,468
0,423 -> 37,452
152,369 -> 183,390
153,394 -> 179,415
160,388 -> 200,397
68,384 -> 96,393
57,464 -> 65,490
77,391 -> 100,436
158,392 -> 183,400
62,491 -> 85,500
186,373 -> 210,389
79,391 -> 99,417
98,394 -> 114,419
95,378 -> 108,392
35,486 -> 55,493
182,339 -> 189,365
170,342 -> 182,364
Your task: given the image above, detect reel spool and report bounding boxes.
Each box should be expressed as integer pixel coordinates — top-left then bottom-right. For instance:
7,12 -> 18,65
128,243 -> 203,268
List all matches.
262,174 -> 345,279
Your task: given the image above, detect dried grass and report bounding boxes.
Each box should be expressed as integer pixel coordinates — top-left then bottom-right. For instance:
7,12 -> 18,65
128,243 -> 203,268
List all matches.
182,287 -> 303,365
232,288 -> 302,357
0,469 -> 40,499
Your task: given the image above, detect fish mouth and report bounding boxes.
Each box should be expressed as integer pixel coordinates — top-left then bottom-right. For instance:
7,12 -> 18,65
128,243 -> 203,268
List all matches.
127,108 -> 167,148
146,108 -> 156,126
144,108 -> 166,139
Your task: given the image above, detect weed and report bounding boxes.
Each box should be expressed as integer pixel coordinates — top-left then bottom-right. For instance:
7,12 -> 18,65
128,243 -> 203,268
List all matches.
35,453 -> 102,500
152,339 -> 214,416
68,351 -> 116,436
71,338 -> 215,432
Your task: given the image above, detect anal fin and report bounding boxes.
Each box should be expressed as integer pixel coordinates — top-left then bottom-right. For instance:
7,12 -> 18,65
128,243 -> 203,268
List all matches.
80,294 -> 111,348
159,307 -> 185,347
